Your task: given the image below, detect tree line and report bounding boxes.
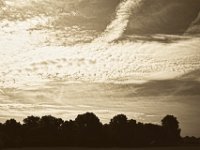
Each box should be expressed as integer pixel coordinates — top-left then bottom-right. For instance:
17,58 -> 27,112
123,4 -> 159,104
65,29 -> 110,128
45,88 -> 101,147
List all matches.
0,112 -> 199,148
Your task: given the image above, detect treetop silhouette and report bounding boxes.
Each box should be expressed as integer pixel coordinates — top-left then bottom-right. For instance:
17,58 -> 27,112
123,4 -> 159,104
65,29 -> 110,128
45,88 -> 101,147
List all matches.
0,112 -> 199,148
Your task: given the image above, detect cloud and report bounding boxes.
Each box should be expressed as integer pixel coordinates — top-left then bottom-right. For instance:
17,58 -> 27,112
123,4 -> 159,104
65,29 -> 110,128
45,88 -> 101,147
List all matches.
95,0 -> 143,42
126,0 -> 200,35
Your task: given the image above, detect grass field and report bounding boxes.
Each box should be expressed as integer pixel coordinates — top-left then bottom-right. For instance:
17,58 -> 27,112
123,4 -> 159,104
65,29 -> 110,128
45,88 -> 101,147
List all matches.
4,147 -> 200,150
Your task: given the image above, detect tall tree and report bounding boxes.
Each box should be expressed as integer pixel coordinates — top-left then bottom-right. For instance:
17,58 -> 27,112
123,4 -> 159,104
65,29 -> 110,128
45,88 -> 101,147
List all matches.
161,115 -> 181,144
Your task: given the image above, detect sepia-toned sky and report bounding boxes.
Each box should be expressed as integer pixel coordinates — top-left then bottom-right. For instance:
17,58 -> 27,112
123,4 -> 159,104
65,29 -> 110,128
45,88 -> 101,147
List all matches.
0,0 -> 200,136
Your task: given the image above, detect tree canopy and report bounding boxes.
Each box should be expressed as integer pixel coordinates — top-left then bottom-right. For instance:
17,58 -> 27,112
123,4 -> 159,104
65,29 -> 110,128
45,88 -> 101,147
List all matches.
0,112 -> 198,148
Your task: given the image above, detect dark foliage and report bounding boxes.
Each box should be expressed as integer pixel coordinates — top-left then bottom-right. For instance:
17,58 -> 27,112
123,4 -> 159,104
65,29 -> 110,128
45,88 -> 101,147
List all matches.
0,113 -> 198,148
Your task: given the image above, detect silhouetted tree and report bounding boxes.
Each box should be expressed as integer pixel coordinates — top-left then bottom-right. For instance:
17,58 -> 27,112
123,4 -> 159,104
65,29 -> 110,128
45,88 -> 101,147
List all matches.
75,112 -> 102,129
38,115 -> 64,146
75,112 -> 103,146
142,123 -> 163,146
182,136 -> 200,146
0,123 -> 4,149
161,115 -> 181,145
22,116 -> 41,146
4,119 -> 21,129
109,114 -> 130,146
0,113 -> 193,148
23,116 -> 40,128
125,119 -> 137,146
60,120 -> 76,146
110,114 -> 128,126
39,115 -> 63,129
3,119 -> 22,147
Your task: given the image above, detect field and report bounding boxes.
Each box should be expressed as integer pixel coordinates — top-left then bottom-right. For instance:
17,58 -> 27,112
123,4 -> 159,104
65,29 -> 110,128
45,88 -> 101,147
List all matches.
5,147 -> 200,150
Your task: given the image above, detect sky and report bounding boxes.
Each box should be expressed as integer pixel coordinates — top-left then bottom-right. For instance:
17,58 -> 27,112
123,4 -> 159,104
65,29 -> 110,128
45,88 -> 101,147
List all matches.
0,0 -> 200,136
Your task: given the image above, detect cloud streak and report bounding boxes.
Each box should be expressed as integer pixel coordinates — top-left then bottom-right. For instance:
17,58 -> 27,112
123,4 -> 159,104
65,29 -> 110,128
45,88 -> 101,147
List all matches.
95,0 -> 143,43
